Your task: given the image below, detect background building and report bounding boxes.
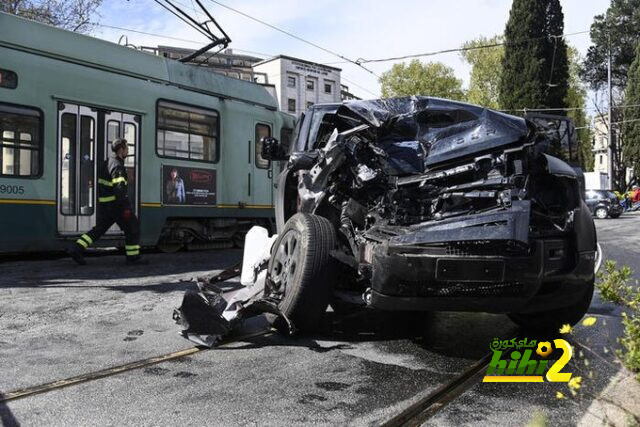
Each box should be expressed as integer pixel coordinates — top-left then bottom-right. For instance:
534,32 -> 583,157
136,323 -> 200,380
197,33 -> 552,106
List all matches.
252,55 -> 343,116
592,117 -> 611,180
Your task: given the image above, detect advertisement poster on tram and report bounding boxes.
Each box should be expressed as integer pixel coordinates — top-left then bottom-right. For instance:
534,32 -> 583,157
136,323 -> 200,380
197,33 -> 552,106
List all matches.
162,165 -> 216,205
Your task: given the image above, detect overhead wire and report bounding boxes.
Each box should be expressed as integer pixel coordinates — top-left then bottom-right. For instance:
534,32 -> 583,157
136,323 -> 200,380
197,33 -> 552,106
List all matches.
95,23 -> 274,57
353,30 -> 589,64
574,117 -> 640,130
204,0 -> 380,78
152,0 -> 211,39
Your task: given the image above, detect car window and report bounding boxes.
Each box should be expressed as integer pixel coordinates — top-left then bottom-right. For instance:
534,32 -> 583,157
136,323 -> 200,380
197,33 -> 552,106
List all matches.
585,190 -> 598,199
307,106 -> 339,150
605,191 -> 617,199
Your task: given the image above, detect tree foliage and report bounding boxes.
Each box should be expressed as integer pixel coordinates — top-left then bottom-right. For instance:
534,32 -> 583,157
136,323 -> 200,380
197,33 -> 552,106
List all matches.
582,0 -> 640,90
565,46 -> 594,170
0,0 -> 102,33
379,60 -> 465,100
623,42 -> 640,179
460,35 -> 504,109
499,0 -> 569,113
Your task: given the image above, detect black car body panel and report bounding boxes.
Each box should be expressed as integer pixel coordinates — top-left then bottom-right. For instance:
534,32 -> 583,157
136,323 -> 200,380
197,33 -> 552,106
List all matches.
273,96 -> 596,313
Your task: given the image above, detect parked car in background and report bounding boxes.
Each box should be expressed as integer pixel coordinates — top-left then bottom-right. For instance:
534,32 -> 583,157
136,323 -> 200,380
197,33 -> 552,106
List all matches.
585,190 -> 623,219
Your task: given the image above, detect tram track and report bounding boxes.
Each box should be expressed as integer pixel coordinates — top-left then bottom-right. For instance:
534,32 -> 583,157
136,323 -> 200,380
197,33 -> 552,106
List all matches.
0,329 -> 273,403
381,352 -> 494,426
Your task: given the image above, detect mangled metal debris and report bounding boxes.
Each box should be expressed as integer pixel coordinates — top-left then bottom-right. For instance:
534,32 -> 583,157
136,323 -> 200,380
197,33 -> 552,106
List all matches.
173,227 -> 294,347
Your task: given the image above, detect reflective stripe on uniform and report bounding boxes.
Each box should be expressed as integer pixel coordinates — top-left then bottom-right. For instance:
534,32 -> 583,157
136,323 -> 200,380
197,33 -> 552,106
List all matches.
80,234 -> 93,245
98,178 -> 113,187
99,195 -> 116,203
76,238 -> 88,248
125,245 -> 140,250
126,249 -> 140,256
112,176 -> 127,185
126,244 -> 140,256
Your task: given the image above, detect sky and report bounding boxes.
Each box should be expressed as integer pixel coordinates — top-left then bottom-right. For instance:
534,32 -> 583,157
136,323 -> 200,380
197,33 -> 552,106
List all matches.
95,0 -> 612,100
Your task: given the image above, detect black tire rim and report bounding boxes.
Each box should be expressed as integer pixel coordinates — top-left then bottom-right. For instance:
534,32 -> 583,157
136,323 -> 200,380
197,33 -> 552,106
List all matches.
270,229 -> 301,296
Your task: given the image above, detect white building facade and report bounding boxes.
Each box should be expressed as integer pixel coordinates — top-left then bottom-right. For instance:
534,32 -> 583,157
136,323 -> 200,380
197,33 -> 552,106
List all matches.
592,117 -> 611,178
252,55 -> 343,116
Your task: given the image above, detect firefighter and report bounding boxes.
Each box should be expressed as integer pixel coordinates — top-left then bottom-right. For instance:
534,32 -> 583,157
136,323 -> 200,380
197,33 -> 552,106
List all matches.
68,138 -> 147,265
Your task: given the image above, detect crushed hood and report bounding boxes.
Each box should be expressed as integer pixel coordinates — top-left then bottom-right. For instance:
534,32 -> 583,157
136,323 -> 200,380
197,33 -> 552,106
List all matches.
335,96 -> 532,168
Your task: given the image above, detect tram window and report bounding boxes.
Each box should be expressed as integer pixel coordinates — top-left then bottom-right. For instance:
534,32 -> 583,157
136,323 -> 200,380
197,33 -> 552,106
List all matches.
156,101 -> 218,163
124,122 -> 136,167
78,116 -> 95,216
0,69 -> 18,89
60,114 -> 77,214
0,104 -> 42,178
255,123 -> 271,169
107,121 -> 120,145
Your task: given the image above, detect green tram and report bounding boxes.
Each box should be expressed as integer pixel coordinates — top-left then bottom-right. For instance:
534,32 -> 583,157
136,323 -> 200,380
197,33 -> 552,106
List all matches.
0,12 -> 295,253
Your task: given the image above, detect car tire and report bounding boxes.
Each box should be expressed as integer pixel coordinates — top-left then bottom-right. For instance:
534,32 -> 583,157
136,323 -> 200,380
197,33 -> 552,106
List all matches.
267,213 -> 337,331
594,207 -> 608,219
507,280 -> 594,331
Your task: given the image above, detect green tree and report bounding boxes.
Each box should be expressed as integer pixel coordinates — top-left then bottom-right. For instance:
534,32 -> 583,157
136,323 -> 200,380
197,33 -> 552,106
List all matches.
379,60 -> 465,100
460,35 -> 504,109
0,0 -> 102,34
566,46 -> 594,170
582,0 -> 640,189
499,0 -> 569,113
623,42 -> 640,179
582,0 -> 640,90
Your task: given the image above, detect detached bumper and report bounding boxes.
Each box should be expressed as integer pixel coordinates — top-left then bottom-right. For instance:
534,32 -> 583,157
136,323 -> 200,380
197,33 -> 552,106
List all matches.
369,238 -> 595,313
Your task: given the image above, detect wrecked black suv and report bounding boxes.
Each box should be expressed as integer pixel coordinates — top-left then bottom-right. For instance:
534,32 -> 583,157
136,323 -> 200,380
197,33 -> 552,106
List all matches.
262,97 -> 596,331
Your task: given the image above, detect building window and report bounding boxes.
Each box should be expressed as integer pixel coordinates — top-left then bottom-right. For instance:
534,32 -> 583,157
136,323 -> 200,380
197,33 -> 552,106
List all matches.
288,98 -> 296,113
324,81 -> 333,94
156,101 -> 219,162
306,102 -> 314,109
255,123 -> 271,169
0,104 -> 42,177
306,79 -> 315,91
287,76 -> 296,88
599,155 -> 603,165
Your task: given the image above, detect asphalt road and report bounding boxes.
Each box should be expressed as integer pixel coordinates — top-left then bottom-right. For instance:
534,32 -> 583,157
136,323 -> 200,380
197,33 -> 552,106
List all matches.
1,214 -> 639,426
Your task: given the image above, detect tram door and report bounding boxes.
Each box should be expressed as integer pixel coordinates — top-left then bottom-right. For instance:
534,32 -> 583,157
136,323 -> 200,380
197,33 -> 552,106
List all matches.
57,102 -> 139,236
102,111 -> 139,234
57,103 -> 98,235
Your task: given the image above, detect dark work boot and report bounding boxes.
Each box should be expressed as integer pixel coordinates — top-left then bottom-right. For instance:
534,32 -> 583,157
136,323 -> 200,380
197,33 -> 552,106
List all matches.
126,256 -> 149,266
67,244 -> 87,266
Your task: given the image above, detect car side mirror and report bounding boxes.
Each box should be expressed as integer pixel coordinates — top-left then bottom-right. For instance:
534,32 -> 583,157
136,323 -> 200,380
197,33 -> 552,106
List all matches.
261,137 -> 289,161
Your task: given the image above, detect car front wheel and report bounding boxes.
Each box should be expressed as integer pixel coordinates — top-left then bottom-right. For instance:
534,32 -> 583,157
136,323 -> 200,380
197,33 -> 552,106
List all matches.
267,213 -> 337,331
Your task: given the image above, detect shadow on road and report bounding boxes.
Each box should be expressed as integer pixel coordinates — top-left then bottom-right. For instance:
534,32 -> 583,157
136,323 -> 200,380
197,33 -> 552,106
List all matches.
0,394 -> 20,427
0,250 -> 242,294
215,309 -> 521,362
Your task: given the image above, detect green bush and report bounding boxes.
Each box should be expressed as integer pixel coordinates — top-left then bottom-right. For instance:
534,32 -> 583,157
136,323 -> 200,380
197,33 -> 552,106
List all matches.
597,260 -> 640,380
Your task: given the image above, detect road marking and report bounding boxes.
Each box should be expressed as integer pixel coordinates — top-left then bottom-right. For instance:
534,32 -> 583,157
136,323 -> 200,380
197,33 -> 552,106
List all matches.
595,243 -> 603,274
0,329 -> 272,403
